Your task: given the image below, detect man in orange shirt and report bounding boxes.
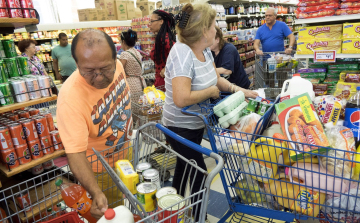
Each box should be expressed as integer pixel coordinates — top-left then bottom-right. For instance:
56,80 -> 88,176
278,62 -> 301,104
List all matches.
57,29 -> 132,219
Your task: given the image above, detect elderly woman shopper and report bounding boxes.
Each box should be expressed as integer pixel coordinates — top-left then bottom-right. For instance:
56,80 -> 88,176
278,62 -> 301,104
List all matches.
163,3 -> 258,222
18,39 -> 48,76
210,26 -> 250,89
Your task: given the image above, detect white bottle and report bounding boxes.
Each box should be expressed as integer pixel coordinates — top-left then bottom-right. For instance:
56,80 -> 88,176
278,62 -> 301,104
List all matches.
262,121 -> 283,138
280,73 -> 315,102
267,53 -> 277,73
256,3 -> 260,13
98,206 -> 134,223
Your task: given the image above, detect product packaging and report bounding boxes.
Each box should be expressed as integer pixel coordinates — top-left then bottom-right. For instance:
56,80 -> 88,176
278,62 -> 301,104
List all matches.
342,39 -> 360,54
343,23 -> 360,39
339,70 -> 360,82
313,95 -> 344,125
297,39 -> 342,55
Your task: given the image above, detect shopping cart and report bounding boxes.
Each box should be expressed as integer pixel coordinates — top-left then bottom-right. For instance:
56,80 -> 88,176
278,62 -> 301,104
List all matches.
255,52 -> 303,93
0,122 -> 223,223
182,94 -> 360,223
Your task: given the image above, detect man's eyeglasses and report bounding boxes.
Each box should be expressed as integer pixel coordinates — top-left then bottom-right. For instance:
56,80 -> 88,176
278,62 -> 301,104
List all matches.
265,14 -> 275,17
80,64 -> 116,80
149,19 -> 162,24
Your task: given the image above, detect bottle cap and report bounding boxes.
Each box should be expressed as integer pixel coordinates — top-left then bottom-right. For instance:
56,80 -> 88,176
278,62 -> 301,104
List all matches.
105,209 -> 115,220
293,73 -> 300,77
55,179 -> 63,186
357,86 -> 360,91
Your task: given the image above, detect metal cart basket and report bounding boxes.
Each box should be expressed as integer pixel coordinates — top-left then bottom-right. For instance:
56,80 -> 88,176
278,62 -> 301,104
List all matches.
182,94 -> 360,223
0,122 -> 223,223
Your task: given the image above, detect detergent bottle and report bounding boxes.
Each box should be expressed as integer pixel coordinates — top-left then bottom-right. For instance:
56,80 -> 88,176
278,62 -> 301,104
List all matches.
285,162 -> 349,195
97,206 -> 135,223
264,175 -> 326,217
280,73 -> 315,102
247,133 -> 287,183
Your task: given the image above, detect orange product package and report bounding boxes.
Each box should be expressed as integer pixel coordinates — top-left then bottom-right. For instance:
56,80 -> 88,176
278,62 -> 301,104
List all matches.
340,2 -> 360,8
335,7 -> 360,15
296,2 -> 339,13
296,9 -> 335,19
298,0 -> 338,7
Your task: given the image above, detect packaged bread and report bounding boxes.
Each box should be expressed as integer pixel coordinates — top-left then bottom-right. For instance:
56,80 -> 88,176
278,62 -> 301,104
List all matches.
342,39 -> 360,54
335,8 -> 360,15
298,0 -> 338,7
296,2 -> 339,13
298,24 -> 342,40
340,2 -> 360,8
297,39 -> 342,55
343,23 -> 360,39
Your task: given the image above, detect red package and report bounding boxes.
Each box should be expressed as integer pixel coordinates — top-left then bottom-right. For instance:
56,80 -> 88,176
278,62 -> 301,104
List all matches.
340,2 -> 360,8
296,9 -> 336,18
335,7 -> 360,14
341,0 -> 360,2
296,2 -> 339,12
298,0 -> 338,7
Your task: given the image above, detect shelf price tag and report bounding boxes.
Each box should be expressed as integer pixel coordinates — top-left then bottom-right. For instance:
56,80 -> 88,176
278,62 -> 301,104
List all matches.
247,14 -> 250,18
238,14 -> 241,18
314,50 -> 336,63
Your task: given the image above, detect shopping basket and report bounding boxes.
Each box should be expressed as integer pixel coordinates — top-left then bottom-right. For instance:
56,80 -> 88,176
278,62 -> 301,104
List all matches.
182,93 -> 360,223
0,122 -> 223,223
40,212 -> 84,223
255,51 -> 303,92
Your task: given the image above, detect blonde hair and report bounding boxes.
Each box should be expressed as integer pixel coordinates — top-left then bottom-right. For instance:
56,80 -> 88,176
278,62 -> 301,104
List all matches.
176,3 -> 216,46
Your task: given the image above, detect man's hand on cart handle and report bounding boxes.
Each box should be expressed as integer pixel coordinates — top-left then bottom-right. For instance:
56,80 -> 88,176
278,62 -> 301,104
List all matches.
285,47 -> 293,55
256,49 -> 264,56
91,192 -> 108,219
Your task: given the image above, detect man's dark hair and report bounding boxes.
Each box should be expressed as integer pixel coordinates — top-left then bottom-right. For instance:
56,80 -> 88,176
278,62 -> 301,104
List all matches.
71,29 -> 116,63
120,29 -> 138,47
58,32 -> 67,39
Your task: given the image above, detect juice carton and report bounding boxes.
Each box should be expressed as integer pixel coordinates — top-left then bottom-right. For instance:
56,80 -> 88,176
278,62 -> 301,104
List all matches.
275,93 -> 330,161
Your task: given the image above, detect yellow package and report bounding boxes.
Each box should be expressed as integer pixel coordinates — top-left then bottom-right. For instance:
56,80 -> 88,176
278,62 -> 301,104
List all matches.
298,24 -> 342,40
297,39 -> 342,55
115,160 -> 139,194
342,39 -> 360,54
343,23 -> 360,39
143,85 -> 165,104
333,81 -> 360,100
339,70 -> 360,82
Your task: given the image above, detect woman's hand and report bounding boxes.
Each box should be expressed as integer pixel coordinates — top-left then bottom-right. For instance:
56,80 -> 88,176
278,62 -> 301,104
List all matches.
160,68 -> 165,78
242,89 -> 259,98
210,86 -> 220,99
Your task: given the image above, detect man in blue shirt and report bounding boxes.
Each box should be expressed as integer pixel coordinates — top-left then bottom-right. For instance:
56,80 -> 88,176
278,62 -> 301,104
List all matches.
254,7 -> 295,55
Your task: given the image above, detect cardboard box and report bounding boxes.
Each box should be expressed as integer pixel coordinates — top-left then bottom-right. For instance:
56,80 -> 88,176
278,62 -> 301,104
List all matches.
95,0 -> 105,9
135,8 -> 142,18
136,1 -> 155,17
343,23 -> 360,39
342,39 -> 360,54
115,0 -> 128,20
296,39 -> 342,55
78,9 -> 89,22
97,9 -> 107,21
156,1 -> 162,8
104,0 -> 117,20
88,9 -> 98,21
298,24 -> 342,41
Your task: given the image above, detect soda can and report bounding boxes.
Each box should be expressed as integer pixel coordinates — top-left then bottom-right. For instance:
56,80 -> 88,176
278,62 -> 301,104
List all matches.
16,192 -> 31,212
19,119 -> 38,142
0,83 -> 14,106
257,103 -> 271,116
33,116 -> 49,137
0,148 -> 19,169
9,123 -> 26,146
0,126 -> 13,150
24,77 -> 41,99
27,0 -> 35,18
0,42 -> 6,58
18,111 -> 30,119
42,159 -> 54,170
3,58 -> 19,77
0,0 -> 9,18
31,163 -> 43,175
6,0 -> 23,18
19,0 -> 30,18
2,40 -> 17,58
10,80 -> 29,103
14,143 -> 31,164
37,76 -> 52,97
1,59 -> 9,79
28,108 -> 39,116
50,130 -> 63,151
16,57 -> 30,76
8,113 -> 19,121
28,139 -> 43,160
40,135 -> 53,155
0,61 -> 7,83
42,112 -> 55,132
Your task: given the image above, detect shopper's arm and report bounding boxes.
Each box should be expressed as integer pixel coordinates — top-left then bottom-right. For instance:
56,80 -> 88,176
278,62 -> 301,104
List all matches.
119,59 -> 127,68
254,39 -> 263,55
285,33 -> 296,54
216,67 -> 232,76
67,152 -> 107,219
53,59 -> 61,80
172,76 -> 219,108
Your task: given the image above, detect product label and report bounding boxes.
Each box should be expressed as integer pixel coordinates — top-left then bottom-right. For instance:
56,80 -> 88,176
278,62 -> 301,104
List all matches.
0,133 -> 8,149
248,160 -> 273,180
340,128 -> 356,166
70,191 -> 92,215
119,161 -> 135,175
298,96 -> 316,123
291,188 -> 320,215
12,138 -> 19,146
344,108 -> 360,140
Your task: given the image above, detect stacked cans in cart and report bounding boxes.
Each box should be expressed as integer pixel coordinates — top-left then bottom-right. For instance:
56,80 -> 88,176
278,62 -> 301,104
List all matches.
0,108 -> 64,170
0,0 -> 37,18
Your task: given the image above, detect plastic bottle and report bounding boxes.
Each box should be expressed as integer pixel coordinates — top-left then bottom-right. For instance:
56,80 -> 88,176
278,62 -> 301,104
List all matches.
262,121 -> 283,138
0,208 -> 8,223
55,179 -> 97,223
264,176 -> 326,217
97,206 -> 134,223
256,3 -> 260,13
344,87 -> 360,148
280,73 -> 315,102
267,53 -> 277,73
285,162 -> 349,195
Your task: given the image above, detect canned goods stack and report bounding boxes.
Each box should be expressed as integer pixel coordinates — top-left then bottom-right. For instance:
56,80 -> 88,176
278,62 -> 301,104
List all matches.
0,108 -> 63,170
0,0 -> 37,19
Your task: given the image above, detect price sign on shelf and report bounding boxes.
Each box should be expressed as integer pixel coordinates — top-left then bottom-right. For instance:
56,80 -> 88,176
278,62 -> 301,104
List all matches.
314,50 -> 336,63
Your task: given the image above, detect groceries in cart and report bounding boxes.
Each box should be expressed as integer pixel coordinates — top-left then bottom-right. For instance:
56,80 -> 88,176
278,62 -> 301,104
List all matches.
280,73 -> 315,102
98,206 -> 135,223
137,85 -> 165,115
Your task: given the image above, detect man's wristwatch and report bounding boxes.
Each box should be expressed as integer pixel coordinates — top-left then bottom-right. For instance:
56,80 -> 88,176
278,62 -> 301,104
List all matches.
288,46 -> 293,49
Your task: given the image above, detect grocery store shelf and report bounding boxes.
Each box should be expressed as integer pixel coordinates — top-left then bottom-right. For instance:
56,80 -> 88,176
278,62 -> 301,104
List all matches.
294,54 -> 360,59
0,18 -> 39,28
226,13 -> 294,19
294,14 -> 360,24
0,149 -> 65,177
211,0 -> 297,4
14,20 -> 131,33
0,95 -> 57,113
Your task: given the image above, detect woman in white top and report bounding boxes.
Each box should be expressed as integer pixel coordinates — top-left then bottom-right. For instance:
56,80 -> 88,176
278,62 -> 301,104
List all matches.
163,3 -> 258,222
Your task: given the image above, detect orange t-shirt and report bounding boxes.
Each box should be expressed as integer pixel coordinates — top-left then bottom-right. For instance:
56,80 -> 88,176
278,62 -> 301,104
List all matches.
57,60 -> 133,173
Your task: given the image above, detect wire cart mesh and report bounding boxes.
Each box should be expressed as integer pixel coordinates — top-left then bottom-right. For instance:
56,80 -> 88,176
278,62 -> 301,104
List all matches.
182,94 -> 360,223
0,122 -> 223,223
